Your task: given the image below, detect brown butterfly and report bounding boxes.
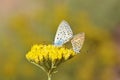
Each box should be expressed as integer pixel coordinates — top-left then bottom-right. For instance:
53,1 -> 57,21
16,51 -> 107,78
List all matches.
71,32 -> 85,53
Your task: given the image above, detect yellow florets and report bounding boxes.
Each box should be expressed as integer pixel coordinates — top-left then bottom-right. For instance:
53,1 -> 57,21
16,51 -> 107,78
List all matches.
26,44 -> 76,72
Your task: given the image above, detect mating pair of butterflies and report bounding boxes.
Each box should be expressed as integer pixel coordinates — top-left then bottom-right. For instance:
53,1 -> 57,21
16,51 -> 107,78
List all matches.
54,20 -> 85,53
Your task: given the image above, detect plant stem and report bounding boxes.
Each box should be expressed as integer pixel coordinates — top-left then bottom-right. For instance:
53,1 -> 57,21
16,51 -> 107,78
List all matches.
47,73 -> 51,80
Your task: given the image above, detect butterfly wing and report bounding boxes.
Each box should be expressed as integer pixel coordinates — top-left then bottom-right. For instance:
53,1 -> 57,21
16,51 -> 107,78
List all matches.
71,32 -> 85,53
54,20 -> 73,46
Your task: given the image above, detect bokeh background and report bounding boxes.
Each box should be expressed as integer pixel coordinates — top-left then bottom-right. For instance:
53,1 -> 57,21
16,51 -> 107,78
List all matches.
0,0 -> 120,80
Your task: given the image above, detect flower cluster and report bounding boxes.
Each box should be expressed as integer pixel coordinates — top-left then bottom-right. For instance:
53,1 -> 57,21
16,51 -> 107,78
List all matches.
26,44 -> 76,74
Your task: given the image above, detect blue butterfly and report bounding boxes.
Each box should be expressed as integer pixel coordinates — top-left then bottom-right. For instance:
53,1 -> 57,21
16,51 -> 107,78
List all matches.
54,20 -> 73,46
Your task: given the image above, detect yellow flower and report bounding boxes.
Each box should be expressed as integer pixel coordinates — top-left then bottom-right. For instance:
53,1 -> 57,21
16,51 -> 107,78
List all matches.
26,44 -> 76,73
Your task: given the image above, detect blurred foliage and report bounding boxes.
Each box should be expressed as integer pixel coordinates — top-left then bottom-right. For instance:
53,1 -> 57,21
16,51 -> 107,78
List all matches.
0,0 -> 120,80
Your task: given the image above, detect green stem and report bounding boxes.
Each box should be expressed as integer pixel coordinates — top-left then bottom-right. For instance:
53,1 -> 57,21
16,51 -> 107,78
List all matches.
47,73 -> 51,80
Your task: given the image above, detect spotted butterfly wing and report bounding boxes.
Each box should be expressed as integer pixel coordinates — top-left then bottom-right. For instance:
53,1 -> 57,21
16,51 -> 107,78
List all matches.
71,33 -> 85,53
54,20 -> 73,46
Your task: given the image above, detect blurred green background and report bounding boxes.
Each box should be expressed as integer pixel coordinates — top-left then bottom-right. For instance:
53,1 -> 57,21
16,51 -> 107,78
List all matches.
0,0 -> 120,80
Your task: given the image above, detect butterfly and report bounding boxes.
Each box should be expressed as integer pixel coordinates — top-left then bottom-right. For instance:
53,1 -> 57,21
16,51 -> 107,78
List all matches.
54,20 -> 85,53
54,20 -> 73,46
71,33 -> 85,53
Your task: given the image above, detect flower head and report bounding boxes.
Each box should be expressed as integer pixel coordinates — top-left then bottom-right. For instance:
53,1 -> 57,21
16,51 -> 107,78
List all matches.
26,44 -> 76,73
